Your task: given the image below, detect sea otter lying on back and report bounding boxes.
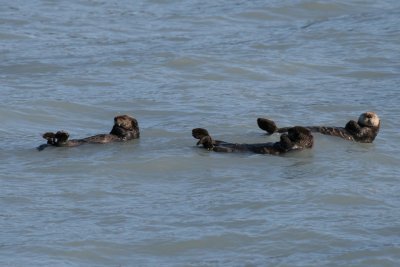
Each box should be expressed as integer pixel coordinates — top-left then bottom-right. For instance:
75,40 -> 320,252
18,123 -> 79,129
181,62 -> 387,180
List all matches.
192,126 -> 313,154
37,115 -> 139,151
257,112 -> 380,143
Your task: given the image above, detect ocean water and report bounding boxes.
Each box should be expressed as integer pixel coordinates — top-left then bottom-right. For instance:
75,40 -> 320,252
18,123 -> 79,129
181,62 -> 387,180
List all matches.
1,0 -> 400,266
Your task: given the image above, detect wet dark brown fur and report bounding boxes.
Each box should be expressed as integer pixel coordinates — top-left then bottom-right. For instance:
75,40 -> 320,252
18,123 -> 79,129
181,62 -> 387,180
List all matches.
257,112 -> 380,143
192,126 -> 313,155
38,115 -> 139,151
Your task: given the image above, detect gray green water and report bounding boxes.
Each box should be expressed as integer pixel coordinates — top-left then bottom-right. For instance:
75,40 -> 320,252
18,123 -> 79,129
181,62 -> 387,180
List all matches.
1,0 -> 400,266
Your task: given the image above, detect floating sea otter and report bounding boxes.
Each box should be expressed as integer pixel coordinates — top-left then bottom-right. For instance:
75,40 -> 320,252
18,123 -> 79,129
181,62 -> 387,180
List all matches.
192,126 -> 313,154
257,112 -> 380,143
37,115 -> 139,151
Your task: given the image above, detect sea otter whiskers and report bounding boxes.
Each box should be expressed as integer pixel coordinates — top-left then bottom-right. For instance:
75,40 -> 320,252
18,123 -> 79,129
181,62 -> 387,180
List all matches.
257,112 -> 380,143
192,126 -> 313,154
38,115 -> 139,151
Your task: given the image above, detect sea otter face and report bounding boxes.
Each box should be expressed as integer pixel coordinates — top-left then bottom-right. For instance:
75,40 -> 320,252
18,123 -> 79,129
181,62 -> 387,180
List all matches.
288,126 -> 314,148
114,115 -> 138,130
358,112 -> 380,127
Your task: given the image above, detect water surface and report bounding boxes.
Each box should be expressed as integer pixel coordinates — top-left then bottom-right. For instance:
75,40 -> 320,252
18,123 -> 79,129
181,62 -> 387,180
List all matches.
1,0 -> 400,266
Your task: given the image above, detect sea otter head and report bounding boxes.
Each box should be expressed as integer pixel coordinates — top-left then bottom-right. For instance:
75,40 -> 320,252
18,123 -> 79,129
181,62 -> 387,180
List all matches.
110,115 -> 140,139
287,126 -> 314,149
114,115 -> 139,131
358,112 -> 380,128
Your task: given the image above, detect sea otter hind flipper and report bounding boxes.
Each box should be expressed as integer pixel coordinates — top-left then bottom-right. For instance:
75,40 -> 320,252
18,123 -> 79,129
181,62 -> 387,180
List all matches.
54,131 -> 70,143
42,132 -> 56,144
257,118 -> 278,134
38,131 -> 64,151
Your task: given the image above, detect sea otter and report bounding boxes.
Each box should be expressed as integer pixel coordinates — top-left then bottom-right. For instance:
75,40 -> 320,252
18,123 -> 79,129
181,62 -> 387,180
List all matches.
37,115 -> 139,151
192,126 -> 313,154
257,112 -> 380,143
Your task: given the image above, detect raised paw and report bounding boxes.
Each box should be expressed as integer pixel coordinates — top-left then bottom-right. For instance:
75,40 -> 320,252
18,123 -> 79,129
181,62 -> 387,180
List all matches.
345,120 -> 360,134
197,135 -> 214,150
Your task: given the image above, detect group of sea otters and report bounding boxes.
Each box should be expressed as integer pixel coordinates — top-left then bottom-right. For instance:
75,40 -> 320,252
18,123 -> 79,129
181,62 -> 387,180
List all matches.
38,111 -> 381,154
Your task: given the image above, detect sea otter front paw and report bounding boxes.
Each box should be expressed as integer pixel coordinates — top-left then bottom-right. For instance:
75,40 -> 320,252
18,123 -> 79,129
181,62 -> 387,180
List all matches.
257,118 -> 278,134
345,120 -> 361,134
197,136 -> 215,150
110,125 -> 128,138
280,134 -> 293,149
